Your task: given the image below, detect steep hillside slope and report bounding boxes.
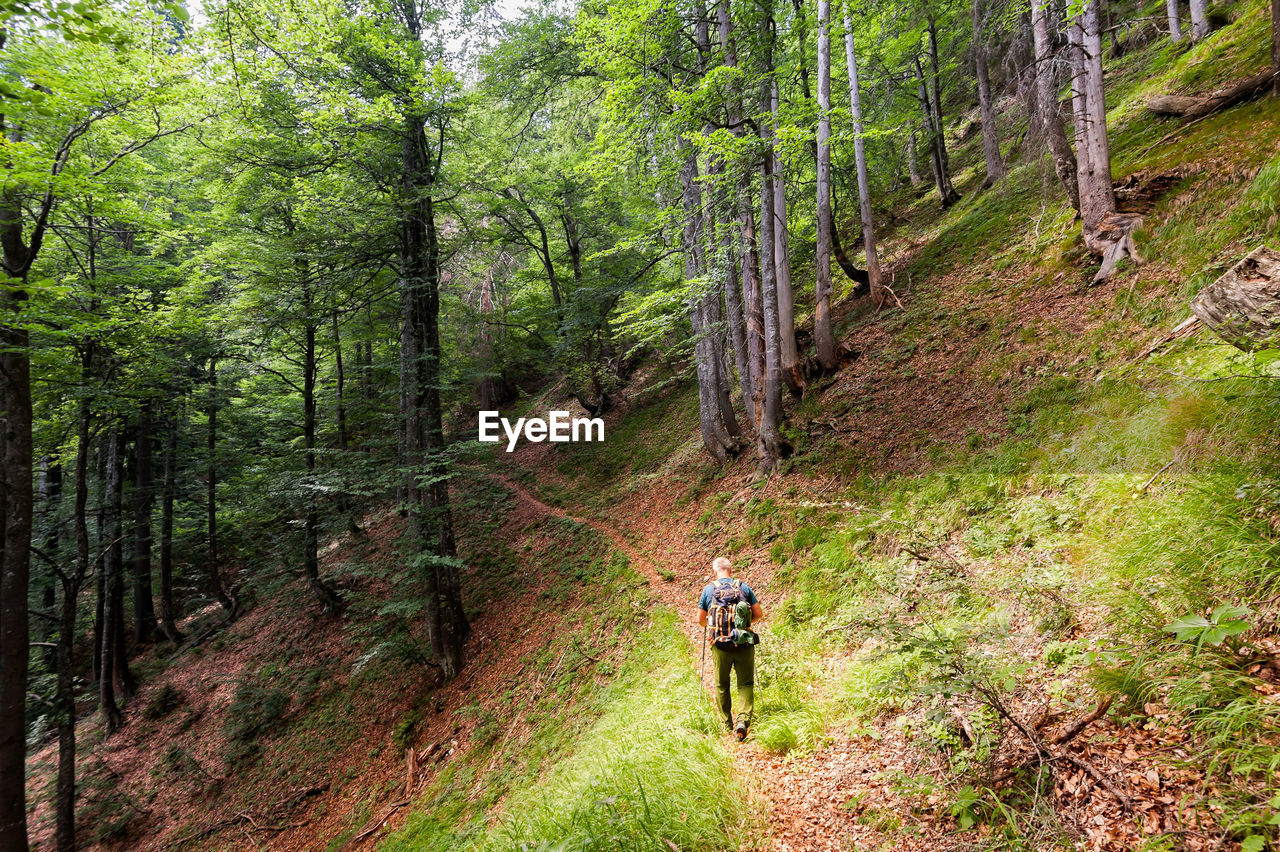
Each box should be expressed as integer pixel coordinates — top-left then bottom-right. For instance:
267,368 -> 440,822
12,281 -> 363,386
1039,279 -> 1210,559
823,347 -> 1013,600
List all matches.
30,3 -> 1280,850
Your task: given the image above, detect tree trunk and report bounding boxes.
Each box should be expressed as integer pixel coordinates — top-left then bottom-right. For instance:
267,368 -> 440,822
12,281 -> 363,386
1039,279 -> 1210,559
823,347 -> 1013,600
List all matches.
704,282 -> 742,438
361,337 -> 374,404
845,2 -> 884,303
815,0 -> 838,371
55,393 -> 94,852
914,56 -> 960,207
718,0 -> 764,427
717,188 -> 753,418
682,152 -> 738,461
157,416 -> 183,643
1070,0 -> 1116,235
99,428 -> 126,733
0,333 -> 31,852
739,201 -> 766,427
1032,0 -> 1081,210
206,358 -> 233,611
925,19 -> 961,206
332,309 -> 349,452
92,439 -> 105,685
478,267 -> 497,412
1188,245 -> 1280,349
905,130 -> 923,187
400,109 -> 467,679
756,11 -> 785,474
1189,0 -> 1208,41
37,457 -> 61,668
1071,0 -> 1139,279
692,0 -> 744,433
1273,0 -> 1279,96
132,403 -> 157,645
1166,0 -> 1183,42
302,284 -> 341,614
973,0 -> 1007,187
0,154 -> 34,851
769,82 -> 802,394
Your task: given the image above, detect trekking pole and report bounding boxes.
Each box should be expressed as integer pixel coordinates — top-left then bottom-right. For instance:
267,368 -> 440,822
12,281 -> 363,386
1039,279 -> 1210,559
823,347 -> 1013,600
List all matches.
699,623 -> 707,686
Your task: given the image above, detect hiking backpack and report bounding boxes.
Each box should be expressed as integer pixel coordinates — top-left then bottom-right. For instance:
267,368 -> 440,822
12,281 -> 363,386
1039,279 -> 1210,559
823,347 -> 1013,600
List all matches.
708,580 -> 758,646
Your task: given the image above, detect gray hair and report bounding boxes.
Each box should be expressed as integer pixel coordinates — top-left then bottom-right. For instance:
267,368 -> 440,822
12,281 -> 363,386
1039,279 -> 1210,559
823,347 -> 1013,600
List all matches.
712,556 -> 732,574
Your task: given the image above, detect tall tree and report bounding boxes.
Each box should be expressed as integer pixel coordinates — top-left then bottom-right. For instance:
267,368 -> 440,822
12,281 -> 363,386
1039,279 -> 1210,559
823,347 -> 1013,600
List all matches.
843,2 -> 882,302
815,0 -> 838,370
1189,0 -> 1209,40
971,0 -> 1006,187
1031,0 -> 1080,210
1166,0 -> 1184,42
132,404 -> 158,643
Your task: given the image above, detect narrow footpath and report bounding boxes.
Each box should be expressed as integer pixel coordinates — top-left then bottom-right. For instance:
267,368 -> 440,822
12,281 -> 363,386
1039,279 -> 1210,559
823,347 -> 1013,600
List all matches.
493,473 -> 950,852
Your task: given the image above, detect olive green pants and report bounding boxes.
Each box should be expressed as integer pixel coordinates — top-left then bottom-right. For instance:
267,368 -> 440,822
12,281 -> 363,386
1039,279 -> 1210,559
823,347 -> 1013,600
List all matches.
712,643 -> 755,729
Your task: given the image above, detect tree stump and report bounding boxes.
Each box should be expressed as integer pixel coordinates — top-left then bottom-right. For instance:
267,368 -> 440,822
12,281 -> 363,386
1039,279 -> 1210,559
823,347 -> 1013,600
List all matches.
1189,245 -> 1280,350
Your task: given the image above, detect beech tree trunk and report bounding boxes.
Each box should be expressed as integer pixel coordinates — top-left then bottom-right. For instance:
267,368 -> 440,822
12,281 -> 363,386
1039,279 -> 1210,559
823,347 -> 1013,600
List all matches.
844,3 -> 883,303
132,403 -> 157,644
302,279 -> 342,613
718,192 -> 753,416
206,358 -> 233,611
756,8 -> 785,474
99,428 -> 127,733
740,201 -> 766,426
37,458 -> 61,668
157,416 -> 183,643
695,0 -> 744,434
914,55 -> 960,207
719,0 -> 765,426
972,0 -> 1007,187
0,129 -> 35,852
683,152 -> 739,462
905,130 -> 923,187
399,104 -> 468,679
478,267 -> 497,412
925,19 -> 960,206
769,82 -> 802,393
332,309 -> 349,452
815,0 -> 838,371
1189,0 -> 1208,41
1031,0 -> 1081,210
56,389 -> 93,852
1166,0 -> 1183,42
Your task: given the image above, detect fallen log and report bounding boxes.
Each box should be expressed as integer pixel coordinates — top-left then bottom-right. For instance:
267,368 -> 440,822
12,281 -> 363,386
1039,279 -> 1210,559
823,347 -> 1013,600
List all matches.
1146,70 -> 1277,120
1189,244 -> 1280,350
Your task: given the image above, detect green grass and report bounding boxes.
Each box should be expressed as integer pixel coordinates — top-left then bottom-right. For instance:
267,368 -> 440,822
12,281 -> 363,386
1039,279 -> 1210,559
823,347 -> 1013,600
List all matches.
380,610 -> 764,852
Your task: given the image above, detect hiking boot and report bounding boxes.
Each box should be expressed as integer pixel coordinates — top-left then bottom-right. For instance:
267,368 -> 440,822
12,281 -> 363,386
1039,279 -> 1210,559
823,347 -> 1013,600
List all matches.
734,721 -> 748,741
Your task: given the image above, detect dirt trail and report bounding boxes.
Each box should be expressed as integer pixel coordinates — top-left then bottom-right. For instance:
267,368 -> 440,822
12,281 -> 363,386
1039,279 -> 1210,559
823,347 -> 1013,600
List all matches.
493,473 -> 948,852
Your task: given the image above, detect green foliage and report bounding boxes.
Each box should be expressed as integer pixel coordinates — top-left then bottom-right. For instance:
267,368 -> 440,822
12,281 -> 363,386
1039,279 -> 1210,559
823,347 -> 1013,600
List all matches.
1163,605 -> 1252,652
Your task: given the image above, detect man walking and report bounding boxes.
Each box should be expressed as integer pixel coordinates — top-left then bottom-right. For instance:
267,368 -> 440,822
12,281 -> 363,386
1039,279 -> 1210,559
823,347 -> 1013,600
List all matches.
697,556 -> 763,741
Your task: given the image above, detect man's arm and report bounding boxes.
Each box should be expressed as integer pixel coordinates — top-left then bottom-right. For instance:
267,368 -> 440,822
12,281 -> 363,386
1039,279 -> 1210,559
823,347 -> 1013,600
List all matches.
750,603 -> 763,621
698,607 -> 708,627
